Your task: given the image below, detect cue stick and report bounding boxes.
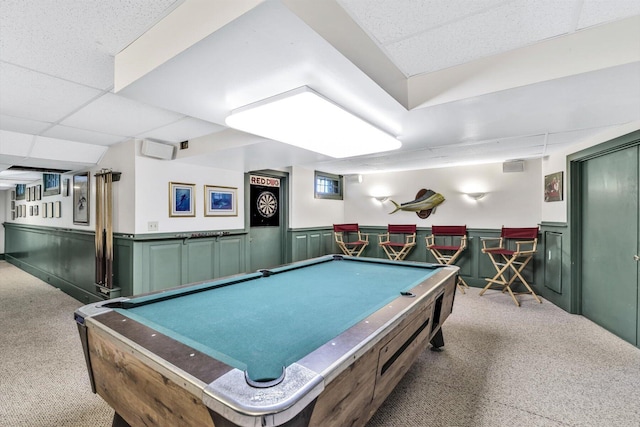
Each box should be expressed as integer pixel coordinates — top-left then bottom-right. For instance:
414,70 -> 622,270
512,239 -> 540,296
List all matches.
95,172 -> 104,285
105,171 -> 113,289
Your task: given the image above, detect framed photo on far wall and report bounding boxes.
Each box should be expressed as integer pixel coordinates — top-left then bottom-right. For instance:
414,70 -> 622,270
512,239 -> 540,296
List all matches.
16,184 -> 25,200
169,182 -> 196,217
204,185 -> 237,217
43,173 -> 61,196
73,172 -> 90,225
544,171 -> 563,202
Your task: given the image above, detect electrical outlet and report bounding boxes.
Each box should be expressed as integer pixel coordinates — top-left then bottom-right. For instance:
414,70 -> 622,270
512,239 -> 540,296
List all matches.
148,221 -> 159,232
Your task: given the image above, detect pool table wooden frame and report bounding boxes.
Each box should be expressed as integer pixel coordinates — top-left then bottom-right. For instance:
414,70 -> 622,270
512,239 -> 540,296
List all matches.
75,255 -> 458,427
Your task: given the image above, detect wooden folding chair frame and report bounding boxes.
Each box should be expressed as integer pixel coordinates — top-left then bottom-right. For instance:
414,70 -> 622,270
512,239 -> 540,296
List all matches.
479,227 -> 542,306
426,225 -> 469,294
333,224 -> 369,257
378,224 -> 417,261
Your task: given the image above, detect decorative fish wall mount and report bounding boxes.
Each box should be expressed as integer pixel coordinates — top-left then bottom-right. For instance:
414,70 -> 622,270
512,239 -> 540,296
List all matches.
389,188 -> 445,219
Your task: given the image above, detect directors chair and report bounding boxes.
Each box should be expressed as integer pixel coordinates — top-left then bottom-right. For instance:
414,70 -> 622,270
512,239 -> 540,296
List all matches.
426,225 -> 469,293
333,224 -> 369,257
378,224 -> 417,261
479,227 -> 542,307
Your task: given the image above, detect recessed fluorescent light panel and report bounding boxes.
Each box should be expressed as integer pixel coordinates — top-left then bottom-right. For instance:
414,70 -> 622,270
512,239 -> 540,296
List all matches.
225,87 -> 401,158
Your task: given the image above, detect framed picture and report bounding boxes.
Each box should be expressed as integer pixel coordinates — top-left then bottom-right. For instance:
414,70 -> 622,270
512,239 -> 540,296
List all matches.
35,185 -> 42,200
169,182 -> 196,217
48,202 -> 54,217
29,206 -> 34,216
11,201 -> 15,210
73,172 -> 90,225
54,201 -> 61,218
34,205 -> 39,216
62,179 -> 70,197
26,187 -> 31,202
15,184 -> 25,200
11,211 -> 15,220
42,202 -> 48,218
43,173 -> 61,196
11,190 -> 15,200
204,185 -> 237,217
544,171 -> 563,202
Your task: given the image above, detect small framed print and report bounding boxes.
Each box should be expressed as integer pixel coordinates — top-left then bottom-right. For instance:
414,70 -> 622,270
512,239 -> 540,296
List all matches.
169,182 -> 196,217
54,201 -> 61,218
73,172 -> 90,225
26,187 -> 31,202
42,202 -> 48,218
34,205 -> 39,216
544,171 -> 563,202
11,190 -> 15,200
35,185 -> 42,200
204,185 -> 237,217
16,184 -> 25,200
43,173 -> 61,196
11,201 -> 15,210
48,202 -> 54,218
11,211 -> 15,220
29,206 -> 34,216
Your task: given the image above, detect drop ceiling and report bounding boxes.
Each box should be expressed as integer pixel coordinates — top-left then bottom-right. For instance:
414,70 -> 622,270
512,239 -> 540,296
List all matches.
1,0 -> 639,190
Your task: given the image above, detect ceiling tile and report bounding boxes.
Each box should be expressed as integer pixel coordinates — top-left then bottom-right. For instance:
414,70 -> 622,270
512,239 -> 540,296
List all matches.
30,135 -> 108,164
0,0 -> 182,89
0,62 -> 103,122
42,125 -> 126,146
577,0 -> 640,29
0,114 -> 52,135
385,0 -> 577,75
60,92 -> 185,136
0,130 -> 34,156
338,0 -> 507,45
138,117 -> 226,143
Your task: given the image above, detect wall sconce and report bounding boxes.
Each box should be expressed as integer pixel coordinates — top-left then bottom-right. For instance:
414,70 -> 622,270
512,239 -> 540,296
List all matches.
465,192 -> 486,200
374,196 -> 389,203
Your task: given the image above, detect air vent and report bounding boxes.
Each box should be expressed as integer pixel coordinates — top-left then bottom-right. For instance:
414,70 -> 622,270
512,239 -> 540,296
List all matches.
8,165 -> 71,173
141,139 -> 176,160
503,160 -> 525,173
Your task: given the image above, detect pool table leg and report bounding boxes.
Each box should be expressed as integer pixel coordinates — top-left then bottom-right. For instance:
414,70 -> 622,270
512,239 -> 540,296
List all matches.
112,412 -> 130,427
429,328 -> 444,351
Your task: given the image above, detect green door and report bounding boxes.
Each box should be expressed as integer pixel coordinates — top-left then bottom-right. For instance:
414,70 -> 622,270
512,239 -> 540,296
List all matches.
247,173 -> 287,271
580,144 -> 639,346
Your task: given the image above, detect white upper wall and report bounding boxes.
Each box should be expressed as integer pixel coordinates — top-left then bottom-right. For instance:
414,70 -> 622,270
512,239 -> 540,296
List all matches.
289,166 -> 344,228
343,160 -> 542,229
541,120 -> 640,223
134,140 -> 245,234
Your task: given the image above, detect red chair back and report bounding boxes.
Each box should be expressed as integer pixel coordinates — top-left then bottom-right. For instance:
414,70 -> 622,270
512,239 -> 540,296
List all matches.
334,223 -> 360,233
431,225 -> 467,236
501,227 -> 538,239
387,224 -> 416,234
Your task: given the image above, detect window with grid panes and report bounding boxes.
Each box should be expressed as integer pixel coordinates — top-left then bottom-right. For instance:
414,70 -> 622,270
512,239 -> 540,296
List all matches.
314,171 -> 343,200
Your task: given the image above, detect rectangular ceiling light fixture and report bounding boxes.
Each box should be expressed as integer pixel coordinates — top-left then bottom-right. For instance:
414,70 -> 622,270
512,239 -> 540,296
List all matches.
225,86 -> 401,158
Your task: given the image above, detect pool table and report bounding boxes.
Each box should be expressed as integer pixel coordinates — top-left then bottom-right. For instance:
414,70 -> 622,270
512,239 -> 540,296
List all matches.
75,255 -> 458,427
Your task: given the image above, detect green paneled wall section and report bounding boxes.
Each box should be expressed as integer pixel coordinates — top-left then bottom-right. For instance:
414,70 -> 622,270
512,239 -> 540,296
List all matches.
3,223 -> 249,302
288,226 -> 569,310
6,223 -> 571,314
4,224 -> 100,303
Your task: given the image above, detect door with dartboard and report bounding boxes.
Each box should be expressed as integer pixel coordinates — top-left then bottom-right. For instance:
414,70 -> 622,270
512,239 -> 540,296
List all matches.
249,174 -> 284,270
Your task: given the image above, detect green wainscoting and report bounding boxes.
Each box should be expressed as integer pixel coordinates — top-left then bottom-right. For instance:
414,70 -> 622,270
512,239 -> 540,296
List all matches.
4,223 -> 249,302
4,224 -> 99,303
6,223 -> 571,313
289,226 -> 555,308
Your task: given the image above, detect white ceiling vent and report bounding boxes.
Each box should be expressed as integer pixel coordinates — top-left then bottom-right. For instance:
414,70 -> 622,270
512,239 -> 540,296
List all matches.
141,139 -> 176,160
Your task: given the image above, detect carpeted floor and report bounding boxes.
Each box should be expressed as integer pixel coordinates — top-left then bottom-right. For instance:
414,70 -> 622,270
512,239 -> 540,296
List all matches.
1,260 -> 639,427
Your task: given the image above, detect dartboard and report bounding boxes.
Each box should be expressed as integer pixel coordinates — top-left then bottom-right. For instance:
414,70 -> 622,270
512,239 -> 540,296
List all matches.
256,191 -> 277,218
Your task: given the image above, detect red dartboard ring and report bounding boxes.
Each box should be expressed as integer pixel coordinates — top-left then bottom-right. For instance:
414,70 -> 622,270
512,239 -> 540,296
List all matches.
256,191 -> 277,218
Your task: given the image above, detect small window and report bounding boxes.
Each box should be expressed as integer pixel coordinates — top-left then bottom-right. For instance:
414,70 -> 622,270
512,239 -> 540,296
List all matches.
315,171 -> 343,200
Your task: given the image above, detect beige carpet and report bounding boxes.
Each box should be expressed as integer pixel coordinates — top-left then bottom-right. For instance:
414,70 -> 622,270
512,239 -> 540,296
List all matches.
1,260 -> 639,427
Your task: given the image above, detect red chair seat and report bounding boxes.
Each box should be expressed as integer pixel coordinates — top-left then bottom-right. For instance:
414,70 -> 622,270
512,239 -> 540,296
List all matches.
426,225 -> 469,293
